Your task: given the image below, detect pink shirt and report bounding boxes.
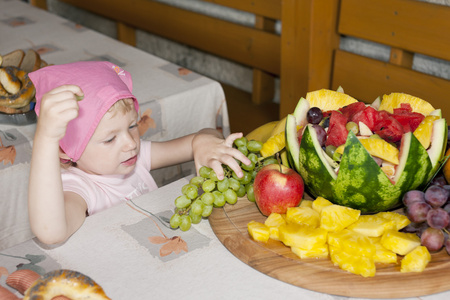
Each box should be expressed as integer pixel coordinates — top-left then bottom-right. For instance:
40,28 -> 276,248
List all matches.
61,140 -> 158,215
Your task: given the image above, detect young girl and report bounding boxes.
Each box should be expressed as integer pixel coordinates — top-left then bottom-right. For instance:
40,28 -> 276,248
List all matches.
28,61 -> 250,245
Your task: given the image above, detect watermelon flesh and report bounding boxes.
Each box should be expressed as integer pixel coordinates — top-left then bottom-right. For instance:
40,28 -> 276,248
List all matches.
351,106 -> 379,131
373,111 -> 404,143
391,103 -> 425,132
326,111 -> 349,147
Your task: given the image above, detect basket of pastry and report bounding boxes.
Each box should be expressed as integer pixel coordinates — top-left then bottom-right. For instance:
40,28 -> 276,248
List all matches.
0,49 -> 49,125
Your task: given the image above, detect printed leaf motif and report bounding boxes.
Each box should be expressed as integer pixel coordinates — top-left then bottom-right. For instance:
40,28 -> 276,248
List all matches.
178,67 -> 191,76
148,236 -> 188,257
0,145 -> 16,165
0,266 -> 9,278
148,236 -> 168,244
138,109 -> 156,137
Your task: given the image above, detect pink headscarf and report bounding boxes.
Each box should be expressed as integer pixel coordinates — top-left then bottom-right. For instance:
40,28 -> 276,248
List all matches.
29,61 -> 139,162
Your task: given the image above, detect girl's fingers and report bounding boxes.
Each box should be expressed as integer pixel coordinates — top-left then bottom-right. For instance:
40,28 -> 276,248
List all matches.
224,132 -> 243,147
47,84 -> 84,99
210,160 -> 225,180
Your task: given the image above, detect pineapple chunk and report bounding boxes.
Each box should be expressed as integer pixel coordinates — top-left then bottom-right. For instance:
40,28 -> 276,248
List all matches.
375,211 -> 411,231
312,196 -> 333,214
320,205 -> 360,232
370,238 -> 398,264
329,245 -> 376,277
380,230 -> 421,255
328,229 -> 376,258
286,206 -> 320,228
264,213 -> 286,241
300,199 -> 313,208
247,221 -> 270,242
291,244 -> 329,259
400,246 -> 431,273
279,223 -> 328,250
347,215 -> 396,237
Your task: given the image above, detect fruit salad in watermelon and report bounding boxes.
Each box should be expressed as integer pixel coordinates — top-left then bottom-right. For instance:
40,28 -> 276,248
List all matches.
285,89 -> 448,213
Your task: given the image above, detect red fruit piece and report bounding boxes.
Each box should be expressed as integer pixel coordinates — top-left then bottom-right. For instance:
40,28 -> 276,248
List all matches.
326,111 -> 348,147
391,104 -> 425,132
351,106 -> 380,131
339,102 -> 366,120
373,111 -> 404,143
393,103 -> 413,114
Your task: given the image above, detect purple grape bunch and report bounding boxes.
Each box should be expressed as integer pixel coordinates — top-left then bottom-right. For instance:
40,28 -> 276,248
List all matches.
403,183 -> 450,254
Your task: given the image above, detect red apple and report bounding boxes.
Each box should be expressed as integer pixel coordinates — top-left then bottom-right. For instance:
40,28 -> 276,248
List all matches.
253,164 -> 304,216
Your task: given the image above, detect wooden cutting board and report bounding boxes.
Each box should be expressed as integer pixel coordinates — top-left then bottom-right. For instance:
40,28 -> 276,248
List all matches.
209,197 -> 450,298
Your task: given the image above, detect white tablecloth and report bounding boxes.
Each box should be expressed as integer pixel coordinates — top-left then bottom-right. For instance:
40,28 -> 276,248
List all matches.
0,0 -> 229,250
1,176 -> 450,300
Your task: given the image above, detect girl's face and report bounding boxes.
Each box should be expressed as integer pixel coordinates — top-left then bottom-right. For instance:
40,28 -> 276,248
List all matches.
75,104 -> 140,176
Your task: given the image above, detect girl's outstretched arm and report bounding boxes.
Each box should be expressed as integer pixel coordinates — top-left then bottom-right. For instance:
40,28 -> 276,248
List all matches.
151,128 -> 250,180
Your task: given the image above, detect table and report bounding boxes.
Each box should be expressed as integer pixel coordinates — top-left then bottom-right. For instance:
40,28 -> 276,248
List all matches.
0,0 -> 229,250
0,175 -> 449,300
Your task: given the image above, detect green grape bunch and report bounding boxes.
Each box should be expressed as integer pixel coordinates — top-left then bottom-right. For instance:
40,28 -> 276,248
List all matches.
169,136 -> 278,231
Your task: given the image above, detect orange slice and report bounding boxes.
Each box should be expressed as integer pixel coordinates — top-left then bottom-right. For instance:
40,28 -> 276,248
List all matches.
413,115 -> 439,149
306,89 -> 358,112
378,93 -> 435,116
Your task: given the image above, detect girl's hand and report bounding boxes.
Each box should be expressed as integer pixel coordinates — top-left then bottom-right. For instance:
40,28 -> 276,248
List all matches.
36,85 -> 84,142
192,130 -> 251,180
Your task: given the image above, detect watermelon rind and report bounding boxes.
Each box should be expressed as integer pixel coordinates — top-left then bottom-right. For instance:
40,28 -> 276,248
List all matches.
292,97 -> 310,127
285,114 -> 300,172
285,97 -> 311,170
393,132 -> 432,196
296,127 -> 443,213
430,109 -> 442,118
333,131 -> 401,212
426,118 -> 448,182
298,125 -> 336,200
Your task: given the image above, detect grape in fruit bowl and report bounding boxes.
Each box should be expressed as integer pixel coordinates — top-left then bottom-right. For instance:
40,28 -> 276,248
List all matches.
284,88 -> 448,213
401,182 -> 450,253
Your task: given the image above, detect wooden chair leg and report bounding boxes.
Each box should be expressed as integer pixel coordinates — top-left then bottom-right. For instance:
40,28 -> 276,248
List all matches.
252,15 -> 276,105
117,22 -> 136,47
30,0 -> 48,10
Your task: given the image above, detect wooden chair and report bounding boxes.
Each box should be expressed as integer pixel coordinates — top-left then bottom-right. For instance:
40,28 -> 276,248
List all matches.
303,0 -> 450,120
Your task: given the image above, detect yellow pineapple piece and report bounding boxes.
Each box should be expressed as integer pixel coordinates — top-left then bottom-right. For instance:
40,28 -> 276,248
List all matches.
347,214 -> 396,237
247,221 -> 270,242
379,93 -> 435,116
286,206 -> 320,228
264,213 -> 286,241
329,245 -> 376,278
291,244 -> 329,259
370,237 -> 398,264
279,223 -> 328,250
260,130 -> 285,158
414,115 -> 440,149
375,211 -> 411,231
380,230 -> 421,255
312,196 -> 333,214
320,205 -> 360,232
306,89 -> 358,112
400,246 -> 431,273
300,199 -> 313,208
328,229 -> 376,258
335,138 -> 399,165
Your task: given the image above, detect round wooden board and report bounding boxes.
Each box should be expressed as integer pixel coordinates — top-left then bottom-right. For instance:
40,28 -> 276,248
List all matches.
209,197 -> 450,298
